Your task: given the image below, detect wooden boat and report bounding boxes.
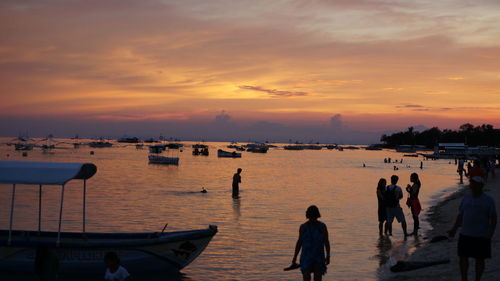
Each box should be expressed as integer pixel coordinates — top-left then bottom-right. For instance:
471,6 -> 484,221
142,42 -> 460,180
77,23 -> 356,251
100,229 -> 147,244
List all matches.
217,149 -> 241,158
117,137 -> 140,143
148,145 -> 164,154
148,155 -> 179,165
283,145 -> 304,150
246,146 -> 268,153
88,141 -> 112,148
0,161 -> 215,275
14,143 -> 34,151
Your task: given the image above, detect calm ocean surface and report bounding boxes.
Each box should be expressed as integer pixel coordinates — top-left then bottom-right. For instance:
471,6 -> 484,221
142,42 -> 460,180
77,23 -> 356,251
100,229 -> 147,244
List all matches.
0,139 -> 461,281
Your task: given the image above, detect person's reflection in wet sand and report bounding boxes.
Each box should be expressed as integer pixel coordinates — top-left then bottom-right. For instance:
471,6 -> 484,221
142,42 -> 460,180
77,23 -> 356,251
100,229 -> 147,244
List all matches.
232,197 -> 241,220
375,236 -> 393,266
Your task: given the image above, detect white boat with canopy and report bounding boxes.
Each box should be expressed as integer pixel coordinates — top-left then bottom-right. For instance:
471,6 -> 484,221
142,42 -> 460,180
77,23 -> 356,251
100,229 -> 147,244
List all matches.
0,161 -> 217,275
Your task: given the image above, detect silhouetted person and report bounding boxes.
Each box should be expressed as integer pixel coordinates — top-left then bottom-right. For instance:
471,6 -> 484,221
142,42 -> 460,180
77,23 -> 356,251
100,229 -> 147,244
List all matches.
457,158 -> 465,183
292,205 -> 331,281
232,168 -> 242,198
104,252 -> 132,281
468,160 -> 484,180
448,176 -> 497,281
420,161 -> 423,169
406,173 -> 422,235
376,178 -> 388,236
35,246 -> 59,281
385,175 -> 409,237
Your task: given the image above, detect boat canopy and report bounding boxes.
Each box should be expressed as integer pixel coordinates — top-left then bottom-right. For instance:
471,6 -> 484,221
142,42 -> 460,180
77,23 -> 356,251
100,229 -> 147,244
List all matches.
0,161 -> 97,185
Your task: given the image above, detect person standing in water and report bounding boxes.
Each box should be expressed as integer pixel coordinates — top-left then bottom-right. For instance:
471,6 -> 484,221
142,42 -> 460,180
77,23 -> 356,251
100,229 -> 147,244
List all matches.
406,173 -> 422,235
292,205 -> 331,281
232,168 -> 242,198
385,175 -> 409,237
457,158 -> 465,183
376,178 -> 388,236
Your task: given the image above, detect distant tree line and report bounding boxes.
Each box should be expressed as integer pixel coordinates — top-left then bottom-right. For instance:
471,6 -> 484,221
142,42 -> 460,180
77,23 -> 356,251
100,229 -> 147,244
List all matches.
380,123 -> 500,148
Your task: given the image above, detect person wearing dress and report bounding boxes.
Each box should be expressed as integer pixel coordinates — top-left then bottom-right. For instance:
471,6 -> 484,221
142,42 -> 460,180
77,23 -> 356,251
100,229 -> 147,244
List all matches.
376,178 -> 388,236
406,173 -> 422,235
292,205 -> 331,281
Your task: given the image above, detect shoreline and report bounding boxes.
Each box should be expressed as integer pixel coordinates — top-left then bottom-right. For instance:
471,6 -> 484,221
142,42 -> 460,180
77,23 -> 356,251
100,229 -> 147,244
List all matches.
383,171 -> 500,281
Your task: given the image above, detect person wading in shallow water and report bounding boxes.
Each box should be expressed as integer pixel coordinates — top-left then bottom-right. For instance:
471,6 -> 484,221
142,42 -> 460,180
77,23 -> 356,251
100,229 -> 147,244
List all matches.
232,168 -> 242,198
385,175 -> 409,237
376,178 -> 388,236
291,205 -> 331,281
406,173 -> 422,236
448,176 -> 497,281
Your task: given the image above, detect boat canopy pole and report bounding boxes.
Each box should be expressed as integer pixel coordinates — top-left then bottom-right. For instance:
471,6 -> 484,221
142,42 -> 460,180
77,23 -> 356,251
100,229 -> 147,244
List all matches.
57,184 -> 65,246
83,179 -> 86,234
38,184 -> 42,233
8,184 -> 16,245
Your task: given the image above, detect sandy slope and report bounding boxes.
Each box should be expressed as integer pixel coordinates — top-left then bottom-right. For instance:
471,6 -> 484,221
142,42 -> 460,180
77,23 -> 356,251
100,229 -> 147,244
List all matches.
383,173 -> 500,281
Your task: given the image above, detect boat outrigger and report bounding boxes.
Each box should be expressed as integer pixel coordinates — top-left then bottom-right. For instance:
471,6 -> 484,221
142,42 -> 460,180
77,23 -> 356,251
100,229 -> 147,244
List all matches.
0,161 -> 216,275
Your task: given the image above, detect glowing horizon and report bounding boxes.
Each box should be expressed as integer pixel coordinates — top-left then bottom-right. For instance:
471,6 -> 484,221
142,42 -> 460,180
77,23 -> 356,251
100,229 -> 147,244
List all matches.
1,0 -> 500,139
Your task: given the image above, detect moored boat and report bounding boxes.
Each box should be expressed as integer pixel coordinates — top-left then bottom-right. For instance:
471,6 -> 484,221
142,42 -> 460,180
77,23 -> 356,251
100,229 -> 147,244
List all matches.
88,141 -> 113,148
217,149 -> 241,158
0,161 -> 215,275
117,137 -> 140,143
148,155 -> 179,165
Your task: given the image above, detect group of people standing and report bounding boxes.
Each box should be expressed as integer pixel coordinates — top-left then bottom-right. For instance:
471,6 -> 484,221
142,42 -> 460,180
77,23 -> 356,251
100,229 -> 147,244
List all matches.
377,173 -> 422,237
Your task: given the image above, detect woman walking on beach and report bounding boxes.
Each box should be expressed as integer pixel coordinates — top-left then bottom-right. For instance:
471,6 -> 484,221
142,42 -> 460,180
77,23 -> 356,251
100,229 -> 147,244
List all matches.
377,178 -> 388,236
292,205 -> 331,281
406,173 -> 422,235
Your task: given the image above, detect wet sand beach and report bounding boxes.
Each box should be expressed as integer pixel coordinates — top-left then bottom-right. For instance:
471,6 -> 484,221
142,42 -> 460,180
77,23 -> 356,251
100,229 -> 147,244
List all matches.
383,172 -> 500,281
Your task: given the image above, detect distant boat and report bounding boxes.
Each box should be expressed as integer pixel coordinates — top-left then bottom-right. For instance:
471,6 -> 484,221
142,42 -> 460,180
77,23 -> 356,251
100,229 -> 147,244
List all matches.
149,145 -> 164,154
192,144 -> 208,149
303,145 -> 322,150
217,149 -> 241,158
143,138 -> 159,143
246,144 -> 269,153
117,137 -> 140,143
0,161 -> 215,275
325,144 -> 337,150
283,145 -> 304,150
148,155 -> 179,165
166,143 -> 183,149
341,146 -> 360,150
396,145 -> 416,153
228,145 -> 245,151
365,144 -> 383,151
88,141 -> 112,148
14,143 -> 34,151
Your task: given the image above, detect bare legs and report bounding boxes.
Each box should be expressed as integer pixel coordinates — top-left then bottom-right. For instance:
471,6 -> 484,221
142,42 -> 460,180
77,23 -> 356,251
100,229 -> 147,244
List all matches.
401,221 -> 408,236
459,257 -> 485,281
302,264 -> 323,281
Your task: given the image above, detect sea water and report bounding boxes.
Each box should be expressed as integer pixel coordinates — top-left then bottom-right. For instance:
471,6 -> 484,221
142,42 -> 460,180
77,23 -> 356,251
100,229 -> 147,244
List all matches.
0,139 -> 462,281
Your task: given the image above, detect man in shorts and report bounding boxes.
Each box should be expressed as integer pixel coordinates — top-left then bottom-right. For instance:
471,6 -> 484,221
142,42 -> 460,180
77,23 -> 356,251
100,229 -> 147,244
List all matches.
448,176 -> 497,281
385,175 -> 409,237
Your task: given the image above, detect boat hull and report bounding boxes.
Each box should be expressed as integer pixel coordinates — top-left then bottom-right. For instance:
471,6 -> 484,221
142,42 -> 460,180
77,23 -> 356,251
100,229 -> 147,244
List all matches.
0,226 -> 217,275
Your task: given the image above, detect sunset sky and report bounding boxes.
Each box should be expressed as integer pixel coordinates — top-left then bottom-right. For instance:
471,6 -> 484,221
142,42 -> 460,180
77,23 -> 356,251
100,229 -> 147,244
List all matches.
1,0 -> 500,142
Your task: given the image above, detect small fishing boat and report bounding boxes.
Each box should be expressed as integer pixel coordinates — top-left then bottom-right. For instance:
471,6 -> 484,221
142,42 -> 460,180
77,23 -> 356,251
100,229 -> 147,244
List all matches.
149,144 -> 164,154
148,155 -> 179,165
246,146 -> 268,153
117,137 -> 140,143
217,149 -> 241,158
14,143 -> 34,151
0,161 -> 216,275
88,141 -> 112,148
283,145 -> 304,150
200,148 -> 209,156
192,144 -> 207,149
